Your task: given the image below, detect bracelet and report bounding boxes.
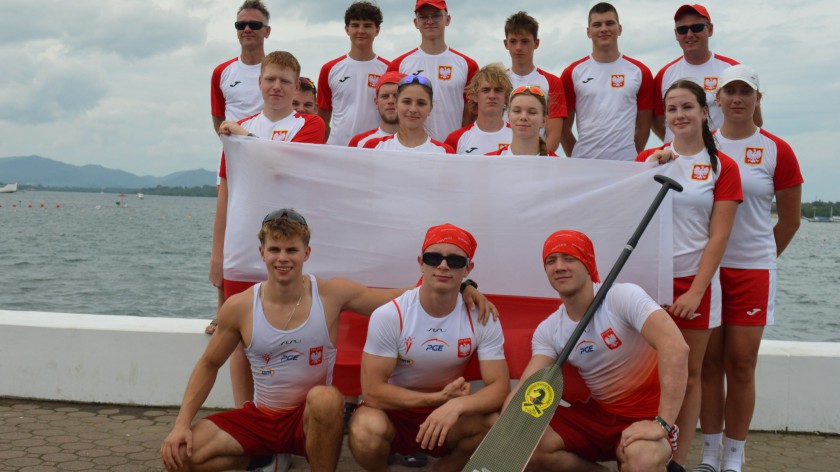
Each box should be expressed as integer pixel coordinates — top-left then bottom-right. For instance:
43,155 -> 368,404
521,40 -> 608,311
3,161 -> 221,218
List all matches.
654,415 -> 673,434
460,279 -> 478,293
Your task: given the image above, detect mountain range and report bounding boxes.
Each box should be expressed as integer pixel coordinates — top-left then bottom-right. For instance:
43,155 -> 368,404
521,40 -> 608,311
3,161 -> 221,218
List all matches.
0,155 -> 215,189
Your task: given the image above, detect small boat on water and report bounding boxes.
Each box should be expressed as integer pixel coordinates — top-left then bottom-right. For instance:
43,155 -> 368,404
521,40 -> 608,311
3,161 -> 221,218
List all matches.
137,193 -> 144,200
0,182 -> 18,193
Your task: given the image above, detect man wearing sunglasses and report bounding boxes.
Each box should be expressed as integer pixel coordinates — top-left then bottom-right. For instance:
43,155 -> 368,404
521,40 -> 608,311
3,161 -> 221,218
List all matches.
292,77 -> 319,116
349,224 -> 509,471
652,4 -> 762,143
317,2 -> 390,147
163,213 -> 497,472
559,2 -> 655,161
387,0 -> 479,142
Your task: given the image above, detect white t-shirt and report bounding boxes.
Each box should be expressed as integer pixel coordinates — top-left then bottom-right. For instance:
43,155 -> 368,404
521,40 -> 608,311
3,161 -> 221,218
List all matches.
561,54 -> 654,161
364,288 -> 505,391
211,57 -> 263,121
532,283 -> 661,417
318,54 -> 390,146
445,122 -> 512,155
506,67 -> 568,121
654,53 -> 739,142
716,129 -> 803,269
387,48 -> 478,141
349,127 -> 390,148
363,134 -> 454,154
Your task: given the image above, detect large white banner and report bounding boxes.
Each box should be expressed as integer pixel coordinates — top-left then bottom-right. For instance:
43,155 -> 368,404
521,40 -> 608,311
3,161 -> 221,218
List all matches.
222,136 -> 673,303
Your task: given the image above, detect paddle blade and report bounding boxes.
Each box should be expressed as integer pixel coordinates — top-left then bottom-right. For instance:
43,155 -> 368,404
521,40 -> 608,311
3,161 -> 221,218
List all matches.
462,365 -> 564,472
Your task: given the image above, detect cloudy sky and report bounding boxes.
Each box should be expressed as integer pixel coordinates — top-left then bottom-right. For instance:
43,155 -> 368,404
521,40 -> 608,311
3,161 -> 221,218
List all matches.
1,0 -> 837,200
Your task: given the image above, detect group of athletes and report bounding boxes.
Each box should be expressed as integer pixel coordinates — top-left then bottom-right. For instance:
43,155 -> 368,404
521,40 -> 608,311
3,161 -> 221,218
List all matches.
160,0 -> 805,471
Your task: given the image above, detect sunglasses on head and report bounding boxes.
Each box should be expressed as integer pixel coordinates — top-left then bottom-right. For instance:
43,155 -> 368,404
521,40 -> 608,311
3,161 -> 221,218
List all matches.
399,74 -> 433,89
235,20 -> 265,31
299,77 -> 316,92
262,208 -> 307,226
511,85 -> 546,98
422,252 -> 469,269
675,23 -> 707,35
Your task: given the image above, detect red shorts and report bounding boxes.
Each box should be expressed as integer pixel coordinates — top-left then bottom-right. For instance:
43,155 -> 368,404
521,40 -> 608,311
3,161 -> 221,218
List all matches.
386,408 -> 450,458
548,399 -> 644,463
206,401 -> 307,456
669,272 -> 721,330
720,268 -> 775,326
223,279 -> 259,300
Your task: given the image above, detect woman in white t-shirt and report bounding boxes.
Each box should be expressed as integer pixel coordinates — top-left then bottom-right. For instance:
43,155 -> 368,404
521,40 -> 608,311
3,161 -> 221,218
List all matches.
486,85 -> 558,157
695,66 -> 803,472
363,75 -> 454,154
636,79 -> 742,469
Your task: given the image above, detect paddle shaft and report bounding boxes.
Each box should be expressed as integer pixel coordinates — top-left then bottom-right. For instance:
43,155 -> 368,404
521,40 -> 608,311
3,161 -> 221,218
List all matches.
554,174 -> 682,366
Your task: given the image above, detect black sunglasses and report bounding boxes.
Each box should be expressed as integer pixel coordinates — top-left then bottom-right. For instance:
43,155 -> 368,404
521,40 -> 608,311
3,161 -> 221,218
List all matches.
235,20 -> 265,31
675,23 -> 707,35
422,252 -> 469,269
262,208 -> 307,226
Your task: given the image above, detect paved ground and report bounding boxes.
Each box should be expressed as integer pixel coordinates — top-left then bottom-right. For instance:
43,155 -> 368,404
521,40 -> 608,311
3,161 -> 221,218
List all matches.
1,397 -> 838,471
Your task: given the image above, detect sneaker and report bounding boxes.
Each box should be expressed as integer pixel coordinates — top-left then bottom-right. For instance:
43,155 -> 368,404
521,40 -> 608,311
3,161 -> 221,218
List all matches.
249,453 -> 291,472
692,465 -> 719,472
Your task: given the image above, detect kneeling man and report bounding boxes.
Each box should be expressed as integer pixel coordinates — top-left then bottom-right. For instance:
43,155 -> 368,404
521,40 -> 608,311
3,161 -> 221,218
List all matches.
519,230 -> 688,471
349,224 -> 510,471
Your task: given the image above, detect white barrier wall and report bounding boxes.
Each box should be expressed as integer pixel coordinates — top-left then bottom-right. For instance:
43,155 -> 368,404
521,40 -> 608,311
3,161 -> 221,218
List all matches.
1,310 -> 839,433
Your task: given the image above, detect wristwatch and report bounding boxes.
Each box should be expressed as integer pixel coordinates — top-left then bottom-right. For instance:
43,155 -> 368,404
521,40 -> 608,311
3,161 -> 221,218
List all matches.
460,279 -> 478,293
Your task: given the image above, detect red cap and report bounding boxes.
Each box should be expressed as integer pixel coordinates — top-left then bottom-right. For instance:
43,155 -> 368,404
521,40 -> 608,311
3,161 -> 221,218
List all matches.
415,0 -> 447,11
542,230 -> 600,283
674,4 -> 711,22
422,223 -> 477,259
375,71 -> 406,95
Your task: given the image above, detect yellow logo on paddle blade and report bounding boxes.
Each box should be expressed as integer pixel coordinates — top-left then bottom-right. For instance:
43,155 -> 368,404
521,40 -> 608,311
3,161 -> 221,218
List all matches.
521,381 -> 555,418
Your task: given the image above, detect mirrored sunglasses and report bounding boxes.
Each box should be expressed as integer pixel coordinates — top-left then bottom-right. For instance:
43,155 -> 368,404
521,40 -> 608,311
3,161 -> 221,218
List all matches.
262,208 -> 307,226
511,85 -> 546,98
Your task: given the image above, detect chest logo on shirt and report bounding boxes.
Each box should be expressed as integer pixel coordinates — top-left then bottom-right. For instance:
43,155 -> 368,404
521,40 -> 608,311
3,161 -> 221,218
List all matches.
309,346 -> 323,366
423,338 -> 449,352
457,338 -> 472,358
576,340 -> 596,355
611,74 -> 626,88
272,130 -> 289,141
367,74 -> 381,89
703,77 -> 719,91
600,328 -> 623,350
257,353 -> 275,376
402,336 -> 415,354
692,164 -> 712,181
522,381 -> 555,418
278,348 -> 304,363
745,147 -> 764,165
438,66 -> 453,80
499,143 -> 510,151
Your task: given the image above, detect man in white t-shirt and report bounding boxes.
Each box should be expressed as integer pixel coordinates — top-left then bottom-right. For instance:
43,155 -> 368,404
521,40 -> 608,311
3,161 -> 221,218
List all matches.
348,71 -> 404,147
317,2 -> 390,146
560,3 -> 654,161
387,0 -> 479,141
512,230 -> 688,471
445,63 -> 513,155
349,224 -> 509,471
652,4 -> 762,143
503,11 -> 567,153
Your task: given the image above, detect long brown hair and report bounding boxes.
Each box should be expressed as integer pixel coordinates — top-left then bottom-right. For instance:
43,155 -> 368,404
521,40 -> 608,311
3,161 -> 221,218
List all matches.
664,80 -> 718,172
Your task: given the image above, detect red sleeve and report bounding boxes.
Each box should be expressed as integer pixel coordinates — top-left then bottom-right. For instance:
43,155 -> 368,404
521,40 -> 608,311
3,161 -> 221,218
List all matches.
484,149 -> 504,156
291,115 -> 327,144
548,151 -> 559,157
635,145 -> 667,163
541,69 -> 567,119
218,152 -> 227,179
559,63 -> 577,112
624,56 -> 654,111
432,139 -> 456,154
317,56 -> 344,112
652,62 -> 672,117
386,50 -> 413,73
349,128 -> 377,148
445,125 -> 469,151
363,136 -> 386,149
464,56 -> 479,105
714,152 -> 743,202
761,130 -> 804,190
211,59 -> 236,118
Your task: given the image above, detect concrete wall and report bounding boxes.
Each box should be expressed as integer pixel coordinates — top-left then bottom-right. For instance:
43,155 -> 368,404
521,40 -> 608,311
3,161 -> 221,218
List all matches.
2,310 -> 839,433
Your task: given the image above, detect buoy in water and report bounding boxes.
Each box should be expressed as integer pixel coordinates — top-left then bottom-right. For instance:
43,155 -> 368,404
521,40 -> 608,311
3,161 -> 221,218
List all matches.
56,204 -> 60,208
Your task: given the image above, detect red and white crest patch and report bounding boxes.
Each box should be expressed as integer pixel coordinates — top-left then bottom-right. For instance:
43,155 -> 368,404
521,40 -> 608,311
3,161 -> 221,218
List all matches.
611,74 -> 625,88
745,147 -> 764,165
457,338 -> 472,358
600,328 -> 622,350
368,73 -> 380,89
703,77 -> 718,91
438,66 -> 453,80
692,164 -> 711,181
309,346 -> 323,366
272,130 -> 289,141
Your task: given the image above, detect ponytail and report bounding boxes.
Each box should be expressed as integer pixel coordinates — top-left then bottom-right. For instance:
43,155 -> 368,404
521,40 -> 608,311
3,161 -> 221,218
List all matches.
701,119 -> 718,173
539,137 -> 548,156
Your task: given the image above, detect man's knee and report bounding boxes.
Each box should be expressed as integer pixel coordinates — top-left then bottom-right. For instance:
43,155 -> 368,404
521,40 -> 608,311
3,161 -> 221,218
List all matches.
348,406 -> 392,453
305,386 -> 344,420
620,440 -> 669,472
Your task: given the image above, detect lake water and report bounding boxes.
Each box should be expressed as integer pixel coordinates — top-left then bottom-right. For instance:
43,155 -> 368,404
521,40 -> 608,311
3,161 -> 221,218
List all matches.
1,190 -> 838,342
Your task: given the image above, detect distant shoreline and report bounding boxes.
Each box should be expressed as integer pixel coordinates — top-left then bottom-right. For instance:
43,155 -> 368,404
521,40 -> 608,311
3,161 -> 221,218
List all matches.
13,185 -> 217,198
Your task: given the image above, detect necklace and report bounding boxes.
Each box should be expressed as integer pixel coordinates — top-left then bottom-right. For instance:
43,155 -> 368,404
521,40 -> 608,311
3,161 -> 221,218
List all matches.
282,277 -> 306,330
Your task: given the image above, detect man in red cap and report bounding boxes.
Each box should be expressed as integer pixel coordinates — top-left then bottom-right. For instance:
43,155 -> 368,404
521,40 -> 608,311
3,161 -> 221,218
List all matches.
317,1 -> 391,146
349,223 -> 510,471
349,71 -> 405,147
510,230 -> 688,472
386,1 -> 479,142
652,4 -> 761,143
